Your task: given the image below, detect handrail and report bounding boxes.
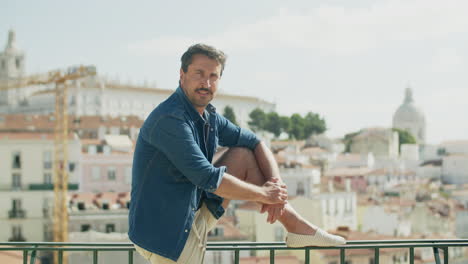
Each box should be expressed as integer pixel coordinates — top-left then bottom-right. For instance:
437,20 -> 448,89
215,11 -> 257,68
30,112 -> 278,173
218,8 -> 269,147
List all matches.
1,240 -> 467,264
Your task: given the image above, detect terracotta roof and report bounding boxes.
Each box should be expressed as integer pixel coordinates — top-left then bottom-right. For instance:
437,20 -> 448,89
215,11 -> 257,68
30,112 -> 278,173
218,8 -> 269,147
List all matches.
335,153 -> 363,162
0,114 -> 143,133
301,147 -> 327,154
69,191 -> 130,210
0,131 -> 76,140
324,167 -> 373,177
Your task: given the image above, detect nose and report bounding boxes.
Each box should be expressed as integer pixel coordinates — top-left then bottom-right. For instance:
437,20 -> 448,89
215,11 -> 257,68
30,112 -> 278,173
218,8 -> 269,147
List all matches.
201,77 -> 211,88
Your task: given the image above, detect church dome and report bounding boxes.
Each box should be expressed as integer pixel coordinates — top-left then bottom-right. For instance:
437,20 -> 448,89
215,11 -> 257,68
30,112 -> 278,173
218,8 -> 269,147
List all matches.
393,88 -> 425,123
392,87 -> 426,143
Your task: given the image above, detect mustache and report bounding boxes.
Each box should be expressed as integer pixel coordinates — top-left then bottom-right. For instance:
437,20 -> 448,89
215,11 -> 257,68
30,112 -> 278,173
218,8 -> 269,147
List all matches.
196,88 -> 212,94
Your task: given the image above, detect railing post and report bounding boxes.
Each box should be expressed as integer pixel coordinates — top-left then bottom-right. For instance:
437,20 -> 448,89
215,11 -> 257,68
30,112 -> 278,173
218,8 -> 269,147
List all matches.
433,247 -> 441,264
340,248 -> 345,264
374,248 -> 379,264
30,247 -> 37,264
305,248 -> 310,264
234,249 -> 239,264
409,247 -> 414,264
128,249 -> 134,264
270,249 -> 274,264
23,250 -> 28,264
93,250 -> 98,264
58,250 -> 63,264
443,247 -> 448,264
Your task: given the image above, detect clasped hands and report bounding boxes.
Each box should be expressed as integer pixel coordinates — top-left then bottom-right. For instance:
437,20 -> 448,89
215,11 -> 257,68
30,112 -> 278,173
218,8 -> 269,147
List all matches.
260,178 -> 288,224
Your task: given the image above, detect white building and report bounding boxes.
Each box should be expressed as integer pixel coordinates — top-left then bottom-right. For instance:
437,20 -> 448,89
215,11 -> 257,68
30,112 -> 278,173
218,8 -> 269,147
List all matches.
0,30 -> 275,129
442,155 -> 468,185
0,132 -> 81,242
350,127 -> 399,159
280,167 -> 321,197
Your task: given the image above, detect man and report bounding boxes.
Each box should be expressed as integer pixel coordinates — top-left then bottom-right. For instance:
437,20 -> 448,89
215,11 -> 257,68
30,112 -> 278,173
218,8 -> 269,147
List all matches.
129,44 -> 345,264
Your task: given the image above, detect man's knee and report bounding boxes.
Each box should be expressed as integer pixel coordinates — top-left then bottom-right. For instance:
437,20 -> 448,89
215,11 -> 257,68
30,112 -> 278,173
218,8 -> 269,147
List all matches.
214,147 -> 256,176
228,147 -> 255,161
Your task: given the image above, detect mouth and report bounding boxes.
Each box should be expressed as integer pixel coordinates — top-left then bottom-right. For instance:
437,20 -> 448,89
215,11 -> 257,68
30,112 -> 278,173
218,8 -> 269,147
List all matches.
196,89 -> 211,96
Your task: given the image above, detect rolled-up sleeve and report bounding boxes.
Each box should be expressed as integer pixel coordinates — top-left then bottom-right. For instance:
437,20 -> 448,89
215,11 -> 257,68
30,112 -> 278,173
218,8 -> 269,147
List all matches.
217,114 -> 260,150
146,115 -> 225,193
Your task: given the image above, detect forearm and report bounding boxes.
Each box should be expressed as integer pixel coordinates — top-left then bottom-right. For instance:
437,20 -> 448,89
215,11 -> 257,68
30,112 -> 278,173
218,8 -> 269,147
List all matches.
214,173 -> 264,202
254,141 -> 282,182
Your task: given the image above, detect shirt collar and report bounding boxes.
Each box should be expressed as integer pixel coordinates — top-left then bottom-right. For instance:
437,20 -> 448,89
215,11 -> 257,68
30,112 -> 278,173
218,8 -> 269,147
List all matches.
176,86 -> 217,122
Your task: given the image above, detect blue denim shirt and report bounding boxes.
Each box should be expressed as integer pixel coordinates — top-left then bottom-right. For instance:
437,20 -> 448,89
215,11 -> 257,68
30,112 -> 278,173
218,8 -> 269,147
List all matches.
128,87 -> 259,261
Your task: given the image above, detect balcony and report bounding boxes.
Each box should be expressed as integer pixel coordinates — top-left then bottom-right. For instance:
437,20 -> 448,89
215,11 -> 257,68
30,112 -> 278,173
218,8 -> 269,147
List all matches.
8,209 -> 26,219
1,240 -> 467,264
28,183 -> 79,191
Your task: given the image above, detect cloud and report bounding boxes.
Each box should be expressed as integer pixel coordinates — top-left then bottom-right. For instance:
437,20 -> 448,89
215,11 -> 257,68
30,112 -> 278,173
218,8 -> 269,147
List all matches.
127,0 -> 468,56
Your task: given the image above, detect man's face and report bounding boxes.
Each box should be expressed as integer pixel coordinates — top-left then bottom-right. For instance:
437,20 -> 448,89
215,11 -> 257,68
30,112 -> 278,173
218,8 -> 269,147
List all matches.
180,54 -> 222,114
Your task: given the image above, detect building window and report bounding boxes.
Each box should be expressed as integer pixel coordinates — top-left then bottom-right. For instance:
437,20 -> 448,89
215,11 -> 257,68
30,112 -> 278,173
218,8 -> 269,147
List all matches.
1,59 -> 5,69
346,197 -> 352,213
69,162 -> 76,172
12,151 -> 21,169
43,151 -> 52,169
125,167 -> 132,184
43,198 -> 50,218
12,173 -> 22,189
105,224 -> 115,233
9,225 -> 26,242
274,227 -> 284,242
297,182 -> 305,196
208,227 -> 224,237
44,173 -> 52,185
81,224 -> 91,232
15,57 -> 21,69
10,199 -> 24,218
43,224 -> 53,241
107,167 -> 116,180
92,167 -> 101,180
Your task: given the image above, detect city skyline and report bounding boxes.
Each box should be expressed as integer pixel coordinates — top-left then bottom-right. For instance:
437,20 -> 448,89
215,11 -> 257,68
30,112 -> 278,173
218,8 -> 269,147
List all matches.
2,0 -> 467,144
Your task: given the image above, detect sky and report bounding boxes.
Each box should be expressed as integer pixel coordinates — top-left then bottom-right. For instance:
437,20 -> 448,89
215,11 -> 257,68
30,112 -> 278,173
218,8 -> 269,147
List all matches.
2,0 -> 467,144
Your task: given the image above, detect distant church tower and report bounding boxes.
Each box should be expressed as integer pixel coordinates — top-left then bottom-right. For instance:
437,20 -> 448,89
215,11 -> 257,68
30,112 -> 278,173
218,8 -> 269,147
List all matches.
0,30 -> 26,105
392,87 -> 426,143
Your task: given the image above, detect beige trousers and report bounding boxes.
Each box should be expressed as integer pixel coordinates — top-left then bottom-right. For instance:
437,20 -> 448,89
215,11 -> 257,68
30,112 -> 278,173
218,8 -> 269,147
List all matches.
134,204 -> 218,264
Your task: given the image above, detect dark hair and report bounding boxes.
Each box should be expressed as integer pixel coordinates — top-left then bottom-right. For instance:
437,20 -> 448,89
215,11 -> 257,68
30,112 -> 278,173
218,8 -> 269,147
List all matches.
180,44 -> 227,76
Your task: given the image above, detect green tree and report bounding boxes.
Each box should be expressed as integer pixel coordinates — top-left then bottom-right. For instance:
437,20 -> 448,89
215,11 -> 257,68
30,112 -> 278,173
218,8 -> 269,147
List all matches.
248,108 -> 267,132
343,130 -> 361,153
303,112 -> 327,138
265,112 -> 282,137
392,128 -> 417,152
288,113 -> 305,139
223,105 -> 238,125
279,116 -> 291,136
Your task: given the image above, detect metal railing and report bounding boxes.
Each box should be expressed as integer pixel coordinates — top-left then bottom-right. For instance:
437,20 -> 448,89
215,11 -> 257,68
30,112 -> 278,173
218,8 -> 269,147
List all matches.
1,239 -> 468,264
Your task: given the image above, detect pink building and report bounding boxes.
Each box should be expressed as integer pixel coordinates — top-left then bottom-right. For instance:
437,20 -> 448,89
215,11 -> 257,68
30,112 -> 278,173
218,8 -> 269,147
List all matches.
80,135 -> 133,193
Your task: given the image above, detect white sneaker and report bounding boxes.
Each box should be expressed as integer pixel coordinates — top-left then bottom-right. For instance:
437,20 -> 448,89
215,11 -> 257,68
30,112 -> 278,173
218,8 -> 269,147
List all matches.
285,229 -> 346,247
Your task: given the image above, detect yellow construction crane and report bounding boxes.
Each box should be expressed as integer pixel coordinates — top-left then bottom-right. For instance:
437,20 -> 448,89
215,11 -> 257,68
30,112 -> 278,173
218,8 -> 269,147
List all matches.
0,65 -> 96,264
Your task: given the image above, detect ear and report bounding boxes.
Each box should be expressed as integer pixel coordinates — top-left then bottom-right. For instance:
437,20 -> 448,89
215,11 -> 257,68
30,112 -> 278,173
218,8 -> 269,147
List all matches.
179,68 -> 185,85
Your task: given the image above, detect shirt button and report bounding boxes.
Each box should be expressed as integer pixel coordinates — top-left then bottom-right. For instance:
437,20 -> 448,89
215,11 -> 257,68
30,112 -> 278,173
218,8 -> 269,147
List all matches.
211,128 -> 214,131
192,208 -> 196,211
185,229 -> 188,233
